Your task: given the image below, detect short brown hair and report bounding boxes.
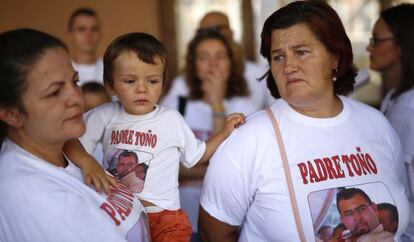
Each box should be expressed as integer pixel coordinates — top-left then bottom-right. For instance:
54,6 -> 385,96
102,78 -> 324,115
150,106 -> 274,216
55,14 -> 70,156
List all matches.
103,32 -> 167,88
67,7 -> 99,31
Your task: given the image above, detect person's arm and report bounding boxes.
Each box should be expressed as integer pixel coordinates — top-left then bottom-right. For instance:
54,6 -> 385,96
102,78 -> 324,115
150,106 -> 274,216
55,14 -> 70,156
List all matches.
198,113 -> 245,163
198,207 -> 239,242
63,139 -> 116,194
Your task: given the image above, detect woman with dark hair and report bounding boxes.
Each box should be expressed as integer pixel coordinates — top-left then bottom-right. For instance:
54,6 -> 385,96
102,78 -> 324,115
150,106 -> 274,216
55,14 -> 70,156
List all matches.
183,29 -> 254,133
367,4 -> 414,241
198,1 -> 409,241
0,29 -> 149,241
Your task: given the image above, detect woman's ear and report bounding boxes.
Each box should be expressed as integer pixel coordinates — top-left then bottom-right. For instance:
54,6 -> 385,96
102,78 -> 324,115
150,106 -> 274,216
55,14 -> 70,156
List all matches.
0,107 -> 23,128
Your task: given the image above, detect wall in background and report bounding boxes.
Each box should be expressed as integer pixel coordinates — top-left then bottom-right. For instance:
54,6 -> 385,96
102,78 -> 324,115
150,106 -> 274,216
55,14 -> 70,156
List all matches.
0,0 -> 162,57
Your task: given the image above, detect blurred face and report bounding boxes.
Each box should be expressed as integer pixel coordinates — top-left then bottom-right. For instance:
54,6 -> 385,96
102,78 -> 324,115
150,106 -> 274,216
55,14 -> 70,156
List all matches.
270,24 -> 338,112
15,48 -> 85,146
339,194 -> 380,236
366,18 -> 401,74
83,91 -> 111,112
199,13 -> 233,41
117,154 -> 138,178
69,15 -> 101,53
196,39 -> 231,89
378,209 -> 398,233
107,51 -> 163,115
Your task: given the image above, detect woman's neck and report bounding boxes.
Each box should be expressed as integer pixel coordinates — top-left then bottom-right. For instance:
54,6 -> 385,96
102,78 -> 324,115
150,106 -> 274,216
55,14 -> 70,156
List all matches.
8,130 -> 67,167
290,94 -> 343,118
382,62 -> 402,90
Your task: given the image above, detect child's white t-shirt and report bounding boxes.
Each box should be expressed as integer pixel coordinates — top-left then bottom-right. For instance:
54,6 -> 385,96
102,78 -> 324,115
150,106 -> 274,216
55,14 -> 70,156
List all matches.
80,102 -> 206,210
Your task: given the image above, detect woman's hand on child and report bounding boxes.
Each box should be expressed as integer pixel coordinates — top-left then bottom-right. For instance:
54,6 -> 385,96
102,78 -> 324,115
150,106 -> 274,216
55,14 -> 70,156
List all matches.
81,157 -> 118,194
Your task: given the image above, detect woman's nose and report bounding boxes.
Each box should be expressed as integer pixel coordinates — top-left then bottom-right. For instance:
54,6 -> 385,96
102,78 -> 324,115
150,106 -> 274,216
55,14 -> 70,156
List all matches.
66,84 -> 83,107
208,57 -> 219,68
283,56 -> 298,74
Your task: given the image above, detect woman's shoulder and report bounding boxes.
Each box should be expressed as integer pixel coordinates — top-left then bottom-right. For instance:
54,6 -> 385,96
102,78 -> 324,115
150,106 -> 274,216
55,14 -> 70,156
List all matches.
343,96 -> 386,119
396,88 -> 414,107
342,96 -> 394,131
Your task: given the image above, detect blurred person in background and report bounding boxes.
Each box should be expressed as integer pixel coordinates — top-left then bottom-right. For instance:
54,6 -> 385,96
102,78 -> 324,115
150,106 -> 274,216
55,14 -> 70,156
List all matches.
367,4 -> 414,241
161,11 -> 274,112
68,7 -> 103,85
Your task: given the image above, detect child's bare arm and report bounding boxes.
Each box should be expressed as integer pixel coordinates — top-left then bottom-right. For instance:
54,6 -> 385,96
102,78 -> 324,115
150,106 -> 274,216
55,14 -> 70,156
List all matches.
63,139 -> 117,194
199,113 -> 245,164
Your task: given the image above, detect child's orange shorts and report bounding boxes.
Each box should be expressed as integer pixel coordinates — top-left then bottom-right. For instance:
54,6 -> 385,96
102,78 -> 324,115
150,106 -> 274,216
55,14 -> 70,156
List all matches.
147,208 -> 192,242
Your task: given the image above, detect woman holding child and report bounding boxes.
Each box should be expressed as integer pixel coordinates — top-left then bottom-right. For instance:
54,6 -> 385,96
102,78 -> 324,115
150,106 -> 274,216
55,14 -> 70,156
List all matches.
199,1 -> 409,241
0,29 -> 150,241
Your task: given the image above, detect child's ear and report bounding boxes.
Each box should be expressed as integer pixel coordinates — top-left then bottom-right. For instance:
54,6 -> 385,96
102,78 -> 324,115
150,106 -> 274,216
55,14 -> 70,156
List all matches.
104,83 -> 116,96
0,107 -> 23,128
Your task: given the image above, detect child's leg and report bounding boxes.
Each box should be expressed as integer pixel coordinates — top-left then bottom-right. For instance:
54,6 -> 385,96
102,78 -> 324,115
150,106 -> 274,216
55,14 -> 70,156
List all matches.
147,209 -> 192,242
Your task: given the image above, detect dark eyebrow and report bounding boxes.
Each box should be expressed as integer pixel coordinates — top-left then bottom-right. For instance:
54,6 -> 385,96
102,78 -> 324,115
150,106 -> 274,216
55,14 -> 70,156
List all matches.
271,44 -> 309,55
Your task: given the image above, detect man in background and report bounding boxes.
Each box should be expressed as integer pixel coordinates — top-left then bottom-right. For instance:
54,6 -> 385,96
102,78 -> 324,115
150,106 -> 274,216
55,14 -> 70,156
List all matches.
68,7 -> 103,85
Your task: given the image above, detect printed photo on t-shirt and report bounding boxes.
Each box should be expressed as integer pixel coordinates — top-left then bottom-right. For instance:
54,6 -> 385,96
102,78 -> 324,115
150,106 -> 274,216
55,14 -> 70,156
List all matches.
308,183 -> 398,242
106,148 -> 152,193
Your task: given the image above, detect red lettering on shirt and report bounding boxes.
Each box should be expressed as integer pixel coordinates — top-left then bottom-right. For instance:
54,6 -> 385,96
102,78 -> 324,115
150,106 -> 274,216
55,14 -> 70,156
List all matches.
100,184 -> 137,226
111,129 -> 158,148
297,147 -> 378,185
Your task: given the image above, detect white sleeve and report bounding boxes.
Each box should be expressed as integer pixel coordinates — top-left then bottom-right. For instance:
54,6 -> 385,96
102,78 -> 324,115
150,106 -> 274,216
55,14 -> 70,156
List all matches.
3,191 -> 126,242
387,104 -> 414,164
200,134 -> 252,226
79,103 -> 115,154
176,113 -> 206,168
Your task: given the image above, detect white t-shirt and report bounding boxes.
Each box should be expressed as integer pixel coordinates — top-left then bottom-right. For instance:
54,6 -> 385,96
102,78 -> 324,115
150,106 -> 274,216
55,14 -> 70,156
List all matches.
380,88 -> 414,242
201,96 -> 409,242
0,138 -> 149,242
160,61 -> 274,112
165,97 -> 255,232
72,58 -> 104,86
79,102 -> 206,210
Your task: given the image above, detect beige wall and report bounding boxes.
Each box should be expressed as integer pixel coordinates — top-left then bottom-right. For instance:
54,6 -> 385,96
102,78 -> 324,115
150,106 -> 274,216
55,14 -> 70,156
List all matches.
0,0 -> 162,57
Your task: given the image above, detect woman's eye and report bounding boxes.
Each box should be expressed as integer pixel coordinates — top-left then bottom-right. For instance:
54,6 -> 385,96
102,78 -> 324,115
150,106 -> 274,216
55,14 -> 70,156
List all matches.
297,50 -> 309,56
48,89 -> 60,97
272,55 -> 284,63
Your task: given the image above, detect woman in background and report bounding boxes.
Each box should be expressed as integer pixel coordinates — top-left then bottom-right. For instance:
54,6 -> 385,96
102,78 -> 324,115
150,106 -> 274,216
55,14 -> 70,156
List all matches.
367,4 -> 414,241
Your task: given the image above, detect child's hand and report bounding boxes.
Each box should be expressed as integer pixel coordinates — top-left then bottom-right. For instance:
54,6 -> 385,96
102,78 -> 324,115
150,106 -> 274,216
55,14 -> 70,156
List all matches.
223,113 -> 246,134
81,156 -> 118,194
